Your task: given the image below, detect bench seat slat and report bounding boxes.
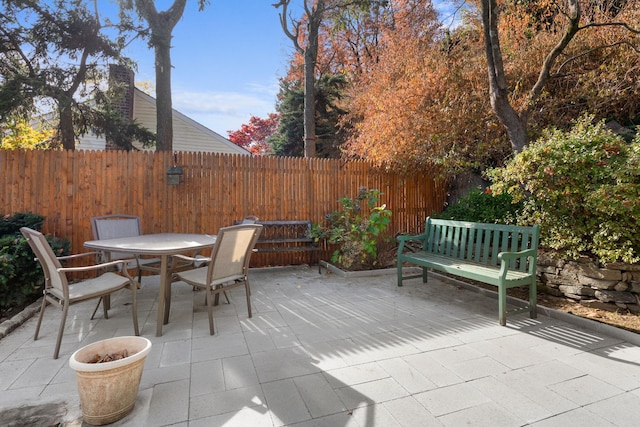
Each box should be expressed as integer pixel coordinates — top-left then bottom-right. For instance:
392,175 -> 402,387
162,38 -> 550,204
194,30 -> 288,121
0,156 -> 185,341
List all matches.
398,253 -> 532,286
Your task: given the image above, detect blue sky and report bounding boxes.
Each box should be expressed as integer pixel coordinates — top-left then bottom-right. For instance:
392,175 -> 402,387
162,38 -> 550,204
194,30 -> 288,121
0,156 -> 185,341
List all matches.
116,1 -> 293,137
116,0 -> 461,137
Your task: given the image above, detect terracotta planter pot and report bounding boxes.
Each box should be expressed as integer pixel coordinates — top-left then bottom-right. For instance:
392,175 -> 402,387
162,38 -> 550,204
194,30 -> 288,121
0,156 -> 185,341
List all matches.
69,336 -> 152,425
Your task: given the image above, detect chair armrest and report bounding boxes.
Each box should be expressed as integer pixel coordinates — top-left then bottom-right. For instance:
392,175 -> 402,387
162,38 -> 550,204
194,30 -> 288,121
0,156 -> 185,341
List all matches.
173,253 -> 212,264
57,259 -> 132,274
57,251 -> 102,261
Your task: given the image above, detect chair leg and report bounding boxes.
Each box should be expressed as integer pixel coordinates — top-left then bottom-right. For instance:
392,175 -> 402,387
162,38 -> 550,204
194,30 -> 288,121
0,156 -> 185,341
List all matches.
130,283 -> 140,336
90,297 -> 102,320
34,297 -> 47,341
213,287 -> 221,306
206,286 -> 215,335
245,280 -> 252,318
54,302 -> 70,359
102,294 -> 109,320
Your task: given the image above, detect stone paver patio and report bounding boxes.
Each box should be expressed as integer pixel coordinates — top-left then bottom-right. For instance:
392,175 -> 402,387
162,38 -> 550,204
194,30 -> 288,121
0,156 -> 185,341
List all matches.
1,265 -> 640,426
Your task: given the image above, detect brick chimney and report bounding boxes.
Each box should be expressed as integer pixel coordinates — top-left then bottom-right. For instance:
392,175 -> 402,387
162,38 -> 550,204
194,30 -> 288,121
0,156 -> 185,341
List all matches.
106,64 -> 135,150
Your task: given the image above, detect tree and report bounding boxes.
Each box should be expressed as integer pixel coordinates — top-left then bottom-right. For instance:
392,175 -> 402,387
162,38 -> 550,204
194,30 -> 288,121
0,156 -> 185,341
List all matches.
274,0 -> 326,157
272,74 -> 349,157
273,0 -> 384,157
0,0 -> 135,150
271,79 -> 305,157
228,114 -> 279,155
343,0 -> 640,175
122,0 -> 208,152
0,119 -> 54,150
344,0 -> 507,174
479,0 -> 640,152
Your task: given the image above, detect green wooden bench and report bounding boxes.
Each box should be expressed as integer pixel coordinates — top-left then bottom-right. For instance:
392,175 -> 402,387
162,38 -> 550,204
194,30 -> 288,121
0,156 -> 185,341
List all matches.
397,217 -> 540,325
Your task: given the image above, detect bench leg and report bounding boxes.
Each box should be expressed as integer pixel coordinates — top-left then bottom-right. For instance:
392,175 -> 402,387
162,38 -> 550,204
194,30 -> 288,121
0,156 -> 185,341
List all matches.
529,279 -> 538,319
498,285 -> 507,326
422,267 -> 428,284
397,260 -> 403,287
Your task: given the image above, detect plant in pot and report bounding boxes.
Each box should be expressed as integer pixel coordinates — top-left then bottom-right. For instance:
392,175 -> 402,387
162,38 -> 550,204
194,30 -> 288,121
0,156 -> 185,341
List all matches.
69,336 -> 152,425
312,188 -> 392,271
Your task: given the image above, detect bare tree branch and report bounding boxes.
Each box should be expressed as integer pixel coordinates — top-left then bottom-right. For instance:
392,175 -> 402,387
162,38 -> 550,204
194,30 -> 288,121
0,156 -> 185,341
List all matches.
273,0 -> 303,53
555,41 -> 639,76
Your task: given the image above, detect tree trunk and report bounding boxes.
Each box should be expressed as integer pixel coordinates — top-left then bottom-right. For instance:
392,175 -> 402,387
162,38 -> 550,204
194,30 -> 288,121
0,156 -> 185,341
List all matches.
153,29 -> 174,152
59,102 -> 75,150
481,0 -> 587,154
303,3 -> 322,158
134,0 -> 187,153
481,0 -> 527,153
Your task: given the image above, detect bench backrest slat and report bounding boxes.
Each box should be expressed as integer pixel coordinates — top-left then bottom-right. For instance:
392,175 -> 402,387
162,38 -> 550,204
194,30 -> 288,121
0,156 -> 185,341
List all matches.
424,217 -> 539,268
234,220 -> 313,243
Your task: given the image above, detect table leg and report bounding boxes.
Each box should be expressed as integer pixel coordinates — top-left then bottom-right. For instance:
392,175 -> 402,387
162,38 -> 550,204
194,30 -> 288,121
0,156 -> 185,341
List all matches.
156,254 -> 169,336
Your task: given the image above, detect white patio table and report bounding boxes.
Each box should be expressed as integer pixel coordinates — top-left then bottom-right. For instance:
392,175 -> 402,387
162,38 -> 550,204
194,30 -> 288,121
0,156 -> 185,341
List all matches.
84,233 -> 217,336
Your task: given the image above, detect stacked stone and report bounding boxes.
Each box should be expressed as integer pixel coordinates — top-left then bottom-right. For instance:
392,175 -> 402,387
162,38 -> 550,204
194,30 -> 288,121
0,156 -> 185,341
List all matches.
537,251 -> 640,314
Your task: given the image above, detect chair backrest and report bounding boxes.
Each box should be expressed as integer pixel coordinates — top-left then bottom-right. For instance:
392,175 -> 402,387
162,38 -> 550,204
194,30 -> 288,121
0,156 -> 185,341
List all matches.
241,215 -> 259,224
206,224 -> 263,284
91,214 -> 142,260
20,227 -> 69,298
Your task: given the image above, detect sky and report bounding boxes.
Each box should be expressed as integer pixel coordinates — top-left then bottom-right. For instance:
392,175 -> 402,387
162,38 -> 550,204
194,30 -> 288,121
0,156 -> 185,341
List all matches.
113,1 -> 293,137
113,0 -> 461,138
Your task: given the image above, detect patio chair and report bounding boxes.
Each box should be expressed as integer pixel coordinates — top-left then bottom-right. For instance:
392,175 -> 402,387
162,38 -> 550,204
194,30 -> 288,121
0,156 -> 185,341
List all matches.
20,227 -> 140,359
172,224 -> 263,335
91,214 -> 161,283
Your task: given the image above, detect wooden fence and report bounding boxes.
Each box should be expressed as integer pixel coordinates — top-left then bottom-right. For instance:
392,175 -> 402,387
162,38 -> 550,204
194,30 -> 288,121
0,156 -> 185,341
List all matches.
0,149 -> 447,267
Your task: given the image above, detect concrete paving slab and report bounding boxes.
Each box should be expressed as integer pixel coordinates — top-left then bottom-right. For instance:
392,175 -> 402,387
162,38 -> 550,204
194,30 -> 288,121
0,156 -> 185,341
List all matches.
0,265 -> 639,426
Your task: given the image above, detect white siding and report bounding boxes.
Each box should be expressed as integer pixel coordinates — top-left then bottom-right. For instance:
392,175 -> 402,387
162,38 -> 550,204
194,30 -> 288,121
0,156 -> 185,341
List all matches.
76,89 -> 249,155
76,133 -> 105,151
133,90 -> 248,155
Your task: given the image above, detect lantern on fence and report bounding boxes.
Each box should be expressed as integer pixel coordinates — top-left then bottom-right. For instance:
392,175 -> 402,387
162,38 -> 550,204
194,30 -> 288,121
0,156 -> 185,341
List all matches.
167,152 -> 183,185
166,166 -> 183,185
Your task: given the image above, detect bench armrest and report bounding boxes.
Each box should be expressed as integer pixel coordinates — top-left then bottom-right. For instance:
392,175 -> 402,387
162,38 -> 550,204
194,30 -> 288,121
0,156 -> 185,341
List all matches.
397,233 -> 427,253
396,233 -> 426,242
497,248 -> 538,278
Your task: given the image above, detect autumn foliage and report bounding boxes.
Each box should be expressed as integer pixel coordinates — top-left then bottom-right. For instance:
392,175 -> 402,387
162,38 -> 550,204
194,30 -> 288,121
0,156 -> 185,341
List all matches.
237,0 -> 640,175
227,113 -> 279,155
342,0 -> 640,173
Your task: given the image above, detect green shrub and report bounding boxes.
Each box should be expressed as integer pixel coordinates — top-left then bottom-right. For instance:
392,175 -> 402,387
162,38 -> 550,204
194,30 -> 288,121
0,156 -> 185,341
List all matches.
0,211 -> 45,235
433,187 -> 522,224
312,188 -> 392,270
486,115 -> 640,264
0,213 -> 70,316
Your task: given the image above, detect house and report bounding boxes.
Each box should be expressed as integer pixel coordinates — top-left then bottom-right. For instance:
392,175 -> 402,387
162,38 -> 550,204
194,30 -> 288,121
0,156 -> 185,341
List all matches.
77,65 -> 249,155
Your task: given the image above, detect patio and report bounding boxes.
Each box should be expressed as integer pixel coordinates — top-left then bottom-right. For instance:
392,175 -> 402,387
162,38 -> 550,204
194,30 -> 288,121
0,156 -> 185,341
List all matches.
1,265 -> 640,426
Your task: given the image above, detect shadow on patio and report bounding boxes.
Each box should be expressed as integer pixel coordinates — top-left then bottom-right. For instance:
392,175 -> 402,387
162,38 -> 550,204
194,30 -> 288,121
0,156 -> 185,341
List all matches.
1,265 -> 640,426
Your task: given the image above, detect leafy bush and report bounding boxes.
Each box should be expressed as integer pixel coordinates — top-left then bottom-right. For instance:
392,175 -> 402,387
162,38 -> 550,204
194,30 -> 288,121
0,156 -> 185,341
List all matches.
0,212 -> 46,235
312,188 -> 392,270
486,116 -> 640,263
0,212 -> 70,316
433,187 -> 522,223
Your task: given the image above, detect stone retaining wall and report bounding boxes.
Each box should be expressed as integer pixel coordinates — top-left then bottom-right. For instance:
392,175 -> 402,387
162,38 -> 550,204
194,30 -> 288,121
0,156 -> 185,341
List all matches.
537,251 -> 640,314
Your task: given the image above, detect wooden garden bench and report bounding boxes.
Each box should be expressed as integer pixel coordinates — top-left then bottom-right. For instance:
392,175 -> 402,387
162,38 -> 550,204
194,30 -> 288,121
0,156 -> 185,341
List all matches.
397,217 -> 540,325
236,220 -> 321,267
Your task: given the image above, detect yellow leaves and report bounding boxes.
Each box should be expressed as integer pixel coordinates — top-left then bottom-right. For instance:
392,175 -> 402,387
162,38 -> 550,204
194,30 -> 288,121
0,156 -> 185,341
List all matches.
1,120 -> 54,150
